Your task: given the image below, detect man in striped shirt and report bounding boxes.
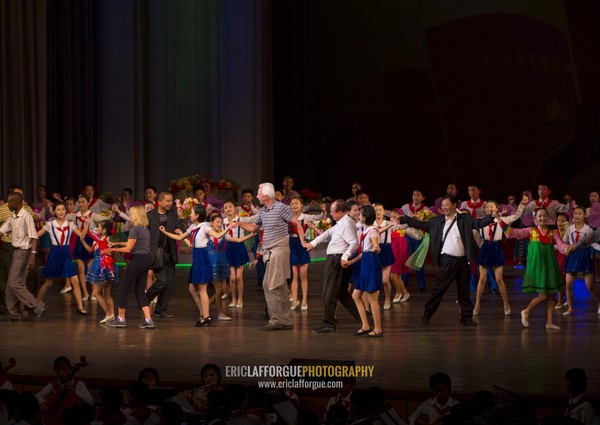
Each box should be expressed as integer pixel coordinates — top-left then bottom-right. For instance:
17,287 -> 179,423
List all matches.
235,182 -> 304,330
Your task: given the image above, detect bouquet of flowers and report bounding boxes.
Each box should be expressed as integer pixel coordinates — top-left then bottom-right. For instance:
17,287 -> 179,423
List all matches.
175,197 -> 198,219
238,210 -> 250,218
405,210 -> 435,271
315,218 -> 332,232
413,209 -> 435,222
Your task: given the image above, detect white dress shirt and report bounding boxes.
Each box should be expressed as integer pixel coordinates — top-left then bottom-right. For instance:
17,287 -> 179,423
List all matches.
0,209 -> 38,249
310,214 -> 358,260
441,214 -> 464,257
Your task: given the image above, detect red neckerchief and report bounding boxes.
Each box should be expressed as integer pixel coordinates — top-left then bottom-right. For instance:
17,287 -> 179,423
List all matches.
57,225 -> 70,245
535,198 -> 552,208
240,203 -> 254,215
409,204 -> 425,214
467,199 -> 484,218
76,211 -> 91,230
88,197 -> 98,207
190,227 -> 200,246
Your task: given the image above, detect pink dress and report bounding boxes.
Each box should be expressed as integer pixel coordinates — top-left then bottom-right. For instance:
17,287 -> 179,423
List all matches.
390,229 -> 412,274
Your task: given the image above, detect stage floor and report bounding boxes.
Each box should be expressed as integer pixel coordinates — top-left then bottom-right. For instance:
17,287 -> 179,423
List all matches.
2,257 -> 600,398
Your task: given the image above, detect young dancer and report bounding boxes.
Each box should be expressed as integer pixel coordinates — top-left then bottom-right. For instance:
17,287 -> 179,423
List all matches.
162,205 -> 217,326
223,201 -> 256,308
374,204 -> 395,310
562,206 -> 600,317
347,205 -> 383,337
585,191 -> 600,283
522,183 -> 574,225
401,190 -> 429,292
472,197 -> 526,316
68,195 -> 113,302
388,208 -> 421,303
36,202 -> 87,314
288,197 -> 326,311
207,214 -> 253,321
554,212 -> 570,309
460,184 -> 485,218
505,208 -> 569,329
80,221 -> 118,323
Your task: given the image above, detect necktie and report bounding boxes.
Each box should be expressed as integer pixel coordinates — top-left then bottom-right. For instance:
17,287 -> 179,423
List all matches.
57,226 -> 69,245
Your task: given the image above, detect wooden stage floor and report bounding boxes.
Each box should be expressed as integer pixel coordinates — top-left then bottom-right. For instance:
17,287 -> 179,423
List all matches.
2,257 -> 600,398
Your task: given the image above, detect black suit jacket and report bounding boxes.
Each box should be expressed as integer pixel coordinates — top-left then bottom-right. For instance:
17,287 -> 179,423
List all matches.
400,213 -> 494,266
147,208 -> 181,264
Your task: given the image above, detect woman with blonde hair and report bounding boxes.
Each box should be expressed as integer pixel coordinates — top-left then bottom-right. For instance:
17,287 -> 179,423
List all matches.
104,205 -> 155,329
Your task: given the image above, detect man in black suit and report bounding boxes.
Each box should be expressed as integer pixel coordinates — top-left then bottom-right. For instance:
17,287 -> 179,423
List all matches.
146,191 -> 181,318
400,195 -> 495,326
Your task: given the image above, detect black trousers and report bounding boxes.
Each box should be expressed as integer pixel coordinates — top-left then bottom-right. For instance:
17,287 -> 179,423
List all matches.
424,254 -> 473,322
146,253 -> 176,313
117,253 -> 153,311
322,254 -> 361,326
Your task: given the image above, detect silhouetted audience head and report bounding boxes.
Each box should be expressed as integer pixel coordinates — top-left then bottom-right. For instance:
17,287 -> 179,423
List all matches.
564,368 -> 587,396
61,405 -> 88,425
160,401 -> 185,425
138,367 -> 161,389
201,363 -> 222,386
225,384 -> 247,411
325,403 -> 349,425
296,408 -> 321,425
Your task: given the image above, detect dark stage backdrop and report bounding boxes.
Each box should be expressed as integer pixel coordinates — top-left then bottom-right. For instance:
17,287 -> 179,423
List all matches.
1,0 -> 272,200
1,1 -> 599,204
271,1 -> 600,207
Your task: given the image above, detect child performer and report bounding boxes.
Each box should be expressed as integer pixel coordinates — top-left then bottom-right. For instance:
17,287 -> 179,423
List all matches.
68,195 -> 113,302
505,208 -> 569,329
374,204 -> 395,310
347,205 -> 383,337
162,205 -> 232,326
223,201 -> 257,308
288,197 -> 326,311
472,197 -> 526,316
36,356 -> 94,417
207,214 -> 253,321
389,208 -> 421,303
79,221 -> 118,323
554,212 -> 570,309
562,206 -> 600,317
460,184 -> 485,218
401,190 -> 429,292
522,183 -> 575,225
585,191 -> 600,283
36,202 -> 87,314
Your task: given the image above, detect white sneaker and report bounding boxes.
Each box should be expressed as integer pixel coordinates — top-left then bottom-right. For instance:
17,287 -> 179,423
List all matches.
521,310 -> 529,328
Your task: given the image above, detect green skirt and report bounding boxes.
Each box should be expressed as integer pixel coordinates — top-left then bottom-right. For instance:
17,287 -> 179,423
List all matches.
522,241 -> 564,294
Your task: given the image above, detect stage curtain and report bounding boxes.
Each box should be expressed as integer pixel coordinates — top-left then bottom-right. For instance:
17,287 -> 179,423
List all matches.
0,0 -> 48,198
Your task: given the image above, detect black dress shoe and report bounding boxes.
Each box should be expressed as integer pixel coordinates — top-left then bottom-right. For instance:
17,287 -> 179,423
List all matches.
312,325 -> 336,333
422,316 -> 430,325
461,318 -> 478,326
154,312 -> 174,318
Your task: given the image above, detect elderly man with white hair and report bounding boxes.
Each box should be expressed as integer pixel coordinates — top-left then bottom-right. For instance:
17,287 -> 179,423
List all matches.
234,182 -> 305,330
